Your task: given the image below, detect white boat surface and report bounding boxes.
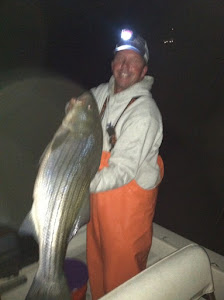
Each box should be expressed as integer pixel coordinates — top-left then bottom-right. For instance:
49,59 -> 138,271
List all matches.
1,223 -> 224,300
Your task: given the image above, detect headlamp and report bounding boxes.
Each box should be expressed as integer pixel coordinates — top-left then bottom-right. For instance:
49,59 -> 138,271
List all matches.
115,28 -> 149,63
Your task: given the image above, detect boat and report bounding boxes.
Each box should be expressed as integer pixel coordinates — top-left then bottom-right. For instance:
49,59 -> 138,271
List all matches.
1,222 -> 224,300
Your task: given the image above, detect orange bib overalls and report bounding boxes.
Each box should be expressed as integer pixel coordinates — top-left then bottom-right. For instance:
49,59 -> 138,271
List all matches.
87,151 -> 164,300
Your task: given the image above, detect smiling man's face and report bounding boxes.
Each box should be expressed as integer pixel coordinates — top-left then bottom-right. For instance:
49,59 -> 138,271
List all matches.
111,50 -> 148,94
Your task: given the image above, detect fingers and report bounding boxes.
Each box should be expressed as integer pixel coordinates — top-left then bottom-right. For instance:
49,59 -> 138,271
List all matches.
70,97 -> 77,105
65,97 -> 77,113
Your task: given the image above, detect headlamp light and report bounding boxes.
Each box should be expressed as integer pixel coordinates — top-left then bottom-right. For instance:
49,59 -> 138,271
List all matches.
121,29 -> 133,41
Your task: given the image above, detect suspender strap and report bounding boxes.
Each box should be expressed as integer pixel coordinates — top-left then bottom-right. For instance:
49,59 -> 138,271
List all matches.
113,96 -> 139,129
100,96 -> 140,123
100,96 -> 109,119
100,95 -> 140,151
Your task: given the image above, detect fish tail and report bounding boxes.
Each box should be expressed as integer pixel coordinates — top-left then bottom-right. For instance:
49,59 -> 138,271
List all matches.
25,273 -> 72,300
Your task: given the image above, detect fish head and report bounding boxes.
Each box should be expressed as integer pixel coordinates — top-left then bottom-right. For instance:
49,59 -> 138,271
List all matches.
63,91 -> 101,135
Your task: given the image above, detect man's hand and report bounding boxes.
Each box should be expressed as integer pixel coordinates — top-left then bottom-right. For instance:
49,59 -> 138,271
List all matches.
65,97 -> 77,114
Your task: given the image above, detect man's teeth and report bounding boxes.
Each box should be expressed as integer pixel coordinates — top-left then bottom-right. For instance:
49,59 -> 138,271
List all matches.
121,73 -> 128,77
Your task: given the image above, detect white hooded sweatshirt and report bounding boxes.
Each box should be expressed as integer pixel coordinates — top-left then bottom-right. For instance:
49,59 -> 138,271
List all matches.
90,75 -> 163,193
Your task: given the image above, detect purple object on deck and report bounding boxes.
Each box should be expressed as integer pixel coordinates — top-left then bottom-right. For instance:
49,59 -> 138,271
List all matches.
64,258 -> 89,291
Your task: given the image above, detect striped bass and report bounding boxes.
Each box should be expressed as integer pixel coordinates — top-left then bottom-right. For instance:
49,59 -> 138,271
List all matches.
22,91 -> 102,300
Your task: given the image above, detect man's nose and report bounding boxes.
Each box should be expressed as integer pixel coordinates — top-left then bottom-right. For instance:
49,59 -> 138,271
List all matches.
121,60 -> 128,68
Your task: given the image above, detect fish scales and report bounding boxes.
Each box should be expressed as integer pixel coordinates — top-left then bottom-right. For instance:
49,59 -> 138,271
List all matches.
37,132 -> 97,259
36,139 -> 82,211
39,138 -> 93,274
21,91 -> 102,300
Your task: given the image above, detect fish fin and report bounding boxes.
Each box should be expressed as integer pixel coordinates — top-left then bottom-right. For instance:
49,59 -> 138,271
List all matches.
25,273 -> 71,300
19,211 -> 39,242
68,190 -> 90,241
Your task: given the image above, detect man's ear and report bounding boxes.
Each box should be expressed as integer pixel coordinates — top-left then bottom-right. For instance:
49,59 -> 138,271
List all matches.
141,65 -> 148,79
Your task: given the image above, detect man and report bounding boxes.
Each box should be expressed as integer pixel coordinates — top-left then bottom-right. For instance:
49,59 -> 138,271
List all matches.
86,29 -> 164,299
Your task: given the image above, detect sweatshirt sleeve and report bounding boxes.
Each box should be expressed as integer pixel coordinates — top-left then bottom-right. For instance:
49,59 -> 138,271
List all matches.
90,111 -> 161,193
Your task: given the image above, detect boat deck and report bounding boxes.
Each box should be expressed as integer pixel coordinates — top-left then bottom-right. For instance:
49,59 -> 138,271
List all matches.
1,223 -> 224,300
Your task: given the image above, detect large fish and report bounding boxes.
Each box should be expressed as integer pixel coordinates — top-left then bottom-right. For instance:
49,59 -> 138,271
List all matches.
21,91 -> 102,300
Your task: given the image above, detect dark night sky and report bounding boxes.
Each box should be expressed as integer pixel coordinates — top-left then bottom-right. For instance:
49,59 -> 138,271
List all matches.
0,0 -> 224,255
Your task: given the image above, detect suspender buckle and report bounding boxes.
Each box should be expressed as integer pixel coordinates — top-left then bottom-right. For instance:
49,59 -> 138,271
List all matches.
106,123 -> 116,151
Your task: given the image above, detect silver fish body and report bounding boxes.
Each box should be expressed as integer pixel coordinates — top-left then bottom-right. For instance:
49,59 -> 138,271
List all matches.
24,91 -> 102,300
